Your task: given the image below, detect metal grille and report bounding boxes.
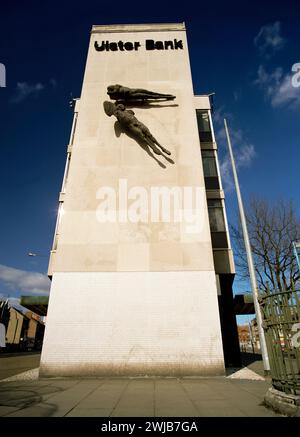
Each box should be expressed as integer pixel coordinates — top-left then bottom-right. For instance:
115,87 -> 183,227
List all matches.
260,287 -> 300,395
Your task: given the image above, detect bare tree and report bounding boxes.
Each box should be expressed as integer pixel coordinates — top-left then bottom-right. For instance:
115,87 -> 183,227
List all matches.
231,197 -> 300,292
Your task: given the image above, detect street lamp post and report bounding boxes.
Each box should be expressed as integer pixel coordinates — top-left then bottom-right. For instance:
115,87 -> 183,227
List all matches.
224,118 -> 270,373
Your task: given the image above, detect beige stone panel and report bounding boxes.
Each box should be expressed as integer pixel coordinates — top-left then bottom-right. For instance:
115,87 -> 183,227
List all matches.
179,215 -> 212,245
148,66 -> 171,81
64,166 -> 119,211
178,165 -> 204,187
80,82 -> 103,101
181,242 -> 215,270
97,123 -> 123,149
52,244 -> 117,272
71,145 -> 121,168
150,242 -> 183,270
58,212 -> 119,245
119,140 -> 162,168
116,167 -> 150,188
119,223 -> 151,243
82,60 -> 108,83
105,59 -> 148,84
176,135 -> 203,167
150,223 -> 181,243
118,222 -> 181,245
117,243 -> 150,271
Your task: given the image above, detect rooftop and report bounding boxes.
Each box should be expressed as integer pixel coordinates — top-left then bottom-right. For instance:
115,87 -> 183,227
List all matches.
91,23 -> 185,34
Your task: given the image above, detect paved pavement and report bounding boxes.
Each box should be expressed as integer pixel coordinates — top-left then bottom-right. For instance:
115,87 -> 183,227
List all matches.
0,377 -> 281,417
0,352 -> 41,380
0,352 -> 282,417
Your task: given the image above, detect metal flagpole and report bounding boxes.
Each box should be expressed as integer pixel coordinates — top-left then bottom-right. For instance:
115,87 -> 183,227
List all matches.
224,118 -> 270,372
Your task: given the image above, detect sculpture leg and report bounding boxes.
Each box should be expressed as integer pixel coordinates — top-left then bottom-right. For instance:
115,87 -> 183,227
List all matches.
147,133 -> 171,155
145,138 -> 163,155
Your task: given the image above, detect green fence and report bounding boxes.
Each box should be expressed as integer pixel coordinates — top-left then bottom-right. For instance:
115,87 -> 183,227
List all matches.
260,287 -> 300,395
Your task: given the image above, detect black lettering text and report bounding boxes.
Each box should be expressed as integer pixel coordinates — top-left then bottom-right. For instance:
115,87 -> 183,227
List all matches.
146,39 -> 155,50
164,41 -> 174,50
94,41 -> 105,51
109,42 -> 118,51
174,39 -> 183,49
118,41 -> 124,51
124,42 -> 134,51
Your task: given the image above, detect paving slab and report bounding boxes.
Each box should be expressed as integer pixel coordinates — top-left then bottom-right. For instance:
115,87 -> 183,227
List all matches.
0,376 -> 283,417
110,379 -> 154,417
155,379 -> 199,417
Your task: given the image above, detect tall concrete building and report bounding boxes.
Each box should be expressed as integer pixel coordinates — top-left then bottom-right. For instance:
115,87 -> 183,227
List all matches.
40,23 -> 239,377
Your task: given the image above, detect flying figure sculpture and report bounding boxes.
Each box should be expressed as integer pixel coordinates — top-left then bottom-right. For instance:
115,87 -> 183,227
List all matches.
107,84 -> 176,101
103,101 -> 172,157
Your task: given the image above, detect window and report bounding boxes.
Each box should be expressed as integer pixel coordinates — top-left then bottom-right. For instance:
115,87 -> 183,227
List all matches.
196,110 -> 213,143
207,200 -> 226,232
207,199 -> 228,248
202,150 -> 218,177
201,150 -> 220,189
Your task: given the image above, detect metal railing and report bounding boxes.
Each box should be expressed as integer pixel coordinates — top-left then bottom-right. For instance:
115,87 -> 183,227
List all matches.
259,286 -> 300,395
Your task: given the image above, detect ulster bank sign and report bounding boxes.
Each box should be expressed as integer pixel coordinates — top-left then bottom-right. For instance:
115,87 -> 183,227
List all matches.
94,38 -> 184,52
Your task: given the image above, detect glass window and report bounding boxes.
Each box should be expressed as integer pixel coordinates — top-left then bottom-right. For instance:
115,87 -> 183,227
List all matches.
207,199 -> 226,232
196,110 -> 213,143
201,150 -> 218,177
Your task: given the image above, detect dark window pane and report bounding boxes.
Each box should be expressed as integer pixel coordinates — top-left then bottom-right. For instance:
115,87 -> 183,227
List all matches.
196,110 -> 213,143
205,177 -> 220,189
202,157 -> 218,177
199,131 -> 213,143
201,149 -> 219,186
207,199 -> 226,232
208,199 -> 222,207
211,232 -> 228,248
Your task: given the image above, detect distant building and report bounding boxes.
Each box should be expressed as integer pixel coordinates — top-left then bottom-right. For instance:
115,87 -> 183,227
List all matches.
250,318 -> 261,351
0,301 -> 45,351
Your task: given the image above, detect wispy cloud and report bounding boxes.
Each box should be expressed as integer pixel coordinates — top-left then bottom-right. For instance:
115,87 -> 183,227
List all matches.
10,82 -> 45,103
254,21 -> 285,58
0,264 -> 50,295
213,108 -> 256,191
10,78 -> 57,103
254,65 -> 300,108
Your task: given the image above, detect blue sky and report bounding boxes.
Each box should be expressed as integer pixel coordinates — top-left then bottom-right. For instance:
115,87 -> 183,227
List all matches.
0,1 -> 299,324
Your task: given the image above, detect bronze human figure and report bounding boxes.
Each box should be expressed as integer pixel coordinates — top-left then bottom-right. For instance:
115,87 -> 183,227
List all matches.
103,101 -> 172,157
107,84 -> 175,101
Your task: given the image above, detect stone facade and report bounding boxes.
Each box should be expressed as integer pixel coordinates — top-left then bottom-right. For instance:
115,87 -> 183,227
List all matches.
40,23 -> 226,376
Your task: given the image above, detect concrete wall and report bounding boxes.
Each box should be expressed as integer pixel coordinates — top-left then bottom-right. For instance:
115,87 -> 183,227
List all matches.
41,271 -> 224,376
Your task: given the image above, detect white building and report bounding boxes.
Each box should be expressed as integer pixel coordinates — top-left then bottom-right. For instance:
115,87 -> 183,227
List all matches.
40,23 -> 239,377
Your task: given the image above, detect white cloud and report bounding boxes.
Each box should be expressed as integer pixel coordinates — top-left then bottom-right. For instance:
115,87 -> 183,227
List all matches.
254,21 -> 285,57
219,139 -> 256,191
0,264 -> 50,295
10,82 -> 45,103
254,65 -> 300,108
213,109 -> 256,191
271,73 -> 300,107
